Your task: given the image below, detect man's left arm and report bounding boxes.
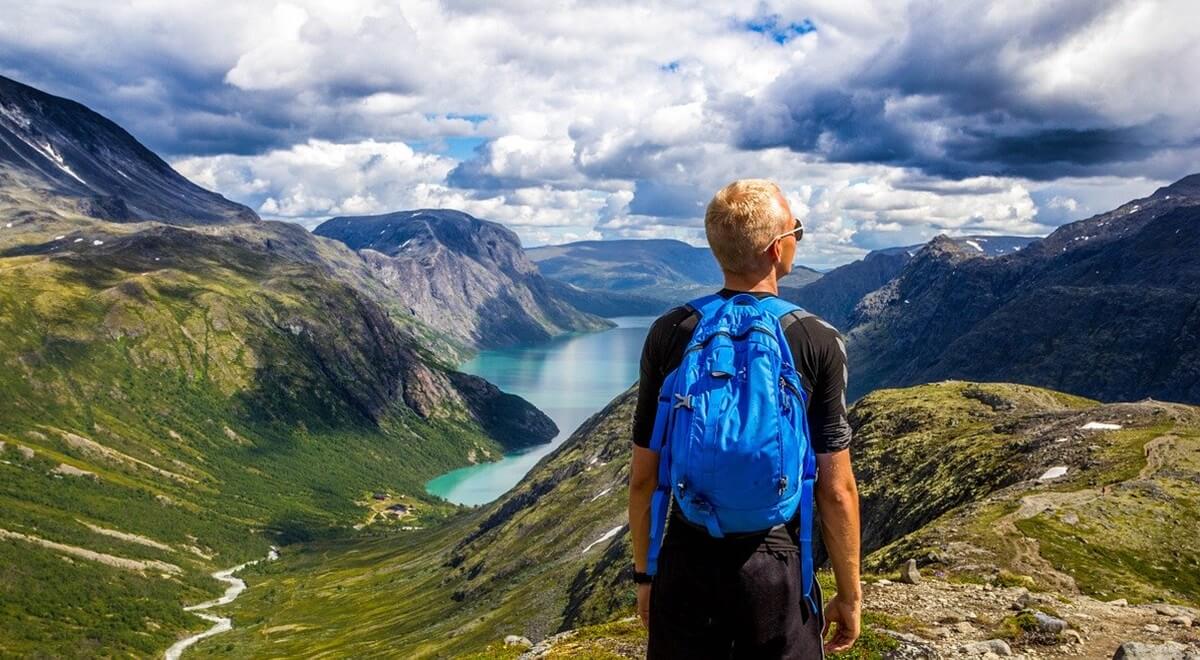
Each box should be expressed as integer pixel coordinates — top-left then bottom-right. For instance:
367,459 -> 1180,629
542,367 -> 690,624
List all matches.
806,326 -> 861,653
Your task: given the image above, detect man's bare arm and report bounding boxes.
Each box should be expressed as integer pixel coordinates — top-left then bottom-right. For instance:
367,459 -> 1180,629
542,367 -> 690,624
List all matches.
629,445 -> 659,571
629,445 -> 659,627
816,449 -> 861,652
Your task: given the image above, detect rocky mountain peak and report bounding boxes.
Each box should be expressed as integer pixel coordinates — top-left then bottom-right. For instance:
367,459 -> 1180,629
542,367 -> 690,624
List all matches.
0,75 -> 257,224
316,209 -> 534,280
314,209 -> 610,350
1152,172 -> 1200,199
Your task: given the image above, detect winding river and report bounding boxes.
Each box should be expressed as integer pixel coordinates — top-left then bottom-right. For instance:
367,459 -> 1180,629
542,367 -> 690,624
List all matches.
164,549 -> 278,659
426,316 -> 654,505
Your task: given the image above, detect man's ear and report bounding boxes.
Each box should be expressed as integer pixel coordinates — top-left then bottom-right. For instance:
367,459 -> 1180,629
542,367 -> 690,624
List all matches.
766,238 -> 783,265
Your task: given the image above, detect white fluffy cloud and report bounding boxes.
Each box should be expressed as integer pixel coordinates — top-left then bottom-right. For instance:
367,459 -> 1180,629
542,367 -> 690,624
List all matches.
3,0 -> 1197,267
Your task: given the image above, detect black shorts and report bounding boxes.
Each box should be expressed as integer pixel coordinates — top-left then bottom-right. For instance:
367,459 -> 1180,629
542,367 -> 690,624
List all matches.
647,541 -> 825,659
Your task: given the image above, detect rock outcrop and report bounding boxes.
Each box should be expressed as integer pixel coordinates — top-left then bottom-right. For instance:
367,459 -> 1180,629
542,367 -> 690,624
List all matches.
315,209 -> 611,350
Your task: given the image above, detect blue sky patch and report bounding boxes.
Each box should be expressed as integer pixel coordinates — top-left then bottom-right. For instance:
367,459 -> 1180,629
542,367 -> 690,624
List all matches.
410,136 -> 487,161
744,15 -> 816,45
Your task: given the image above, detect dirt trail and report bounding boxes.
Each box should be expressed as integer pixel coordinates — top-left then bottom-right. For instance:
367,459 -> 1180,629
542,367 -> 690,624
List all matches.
0,527 -> 181,574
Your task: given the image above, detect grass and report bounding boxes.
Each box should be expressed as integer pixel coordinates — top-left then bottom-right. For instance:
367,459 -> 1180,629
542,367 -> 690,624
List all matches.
0,223 -> 532,657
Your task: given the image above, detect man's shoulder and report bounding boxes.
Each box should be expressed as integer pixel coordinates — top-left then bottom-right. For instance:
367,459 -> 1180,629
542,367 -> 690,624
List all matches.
782,309 -> 844,351
789,310 -> 841,336
649,304 -> 697,334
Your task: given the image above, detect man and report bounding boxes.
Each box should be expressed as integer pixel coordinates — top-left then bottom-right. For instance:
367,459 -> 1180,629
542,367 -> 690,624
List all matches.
628,179 -> 861,658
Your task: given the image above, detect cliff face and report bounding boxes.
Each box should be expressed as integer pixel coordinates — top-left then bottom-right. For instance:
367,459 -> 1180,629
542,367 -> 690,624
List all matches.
315,210 -> 612,350
0,75 -> 256,224
782,236 -> 1037,332
846,176 -> 1200,404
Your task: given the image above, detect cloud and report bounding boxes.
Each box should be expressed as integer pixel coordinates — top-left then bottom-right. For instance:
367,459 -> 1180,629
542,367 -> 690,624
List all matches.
1,0 -> 1197,268
735,0 -> 1200,180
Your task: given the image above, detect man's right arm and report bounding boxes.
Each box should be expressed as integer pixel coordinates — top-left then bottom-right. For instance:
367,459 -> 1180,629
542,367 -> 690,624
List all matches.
629,313 -> 675,628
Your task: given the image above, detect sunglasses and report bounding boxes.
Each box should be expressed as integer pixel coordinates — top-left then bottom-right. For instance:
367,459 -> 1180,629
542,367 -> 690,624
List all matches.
764,217 -> 804,252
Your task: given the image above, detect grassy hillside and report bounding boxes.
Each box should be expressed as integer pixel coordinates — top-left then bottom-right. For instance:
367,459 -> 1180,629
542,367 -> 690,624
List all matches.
203,381 -> 1200,659
0,220 -> 554,658
857,383 -> 1200,606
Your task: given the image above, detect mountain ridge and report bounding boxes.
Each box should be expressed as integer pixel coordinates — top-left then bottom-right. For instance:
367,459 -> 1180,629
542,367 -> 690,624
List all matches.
846,174 -> 1200,404
0,75 -> 257,225
315,209 -> 613,350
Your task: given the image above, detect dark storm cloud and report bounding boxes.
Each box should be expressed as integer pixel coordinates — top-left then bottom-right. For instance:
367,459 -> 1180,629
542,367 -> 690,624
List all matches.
0,44 -> 295,156
734,0 -> 1198,180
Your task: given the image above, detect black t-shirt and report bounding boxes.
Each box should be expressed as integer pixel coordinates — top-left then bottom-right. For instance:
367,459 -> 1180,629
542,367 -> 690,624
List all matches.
633,289 -> 853,553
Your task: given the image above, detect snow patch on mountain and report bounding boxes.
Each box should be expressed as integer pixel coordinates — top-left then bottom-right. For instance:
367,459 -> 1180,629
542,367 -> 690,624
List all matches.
581,524 -> 624,554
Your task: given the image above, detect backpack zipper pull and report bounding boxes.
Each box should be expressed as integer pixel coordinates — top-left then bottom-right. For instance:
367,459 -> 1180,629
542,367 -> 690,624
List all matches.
777,476 -> 788,494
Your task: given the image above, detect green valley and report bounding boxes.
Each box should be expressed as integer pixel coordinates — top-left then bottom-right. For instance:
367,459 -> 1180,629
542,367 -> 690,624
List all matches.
0,218 -> 557,657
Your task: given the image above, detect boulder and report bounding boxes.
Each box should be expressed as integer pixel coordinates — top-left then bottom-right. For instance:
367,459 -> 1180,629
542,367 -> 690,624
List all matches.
899,559 -> 921,584
504,634 -> 533,649
961,639 -> 1013,656
1034,611 -> 1070,633
1112,641 -> 1200,659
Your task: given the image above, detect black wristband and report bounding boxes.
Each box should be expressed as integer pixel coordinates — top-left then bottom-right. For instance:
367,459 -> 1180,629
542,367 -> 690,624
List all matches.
633,571 -> 653,584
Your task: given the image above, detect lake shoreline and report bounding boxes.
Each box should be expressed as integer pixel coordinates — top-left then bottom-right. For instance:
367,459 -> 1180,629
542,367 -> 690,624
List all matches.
425,316 -> 654,506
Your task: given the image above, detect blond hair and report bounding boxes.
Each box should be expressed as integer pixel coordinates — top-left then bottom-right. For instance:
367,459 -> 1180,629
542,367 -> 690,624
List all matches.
705,179 -> 789,274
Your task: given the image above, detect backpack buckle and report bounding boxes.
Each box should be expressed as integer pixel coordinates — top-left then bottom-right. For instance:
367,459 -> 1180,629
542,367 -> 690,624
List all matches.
673,393 -> 692,410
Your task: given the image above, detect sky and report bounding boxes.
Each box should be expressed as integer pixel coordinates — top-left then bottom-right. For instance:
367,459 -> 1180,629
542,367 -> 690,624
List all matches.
2,1 -> 1198,268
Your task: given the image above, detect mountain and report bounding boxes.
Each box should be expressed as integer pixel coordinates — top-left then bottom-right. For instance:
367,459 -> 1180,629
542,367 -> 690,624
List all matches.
0,75 -> 256,225
781,248 -> 912,330
314,210 -> 612,350
0,218 -> 561,657
846,176 -> 1200,404
782,235 -> 1039,331
527,237 -> 822,314
0,77 -> 562,657
209,381 -> 1200,658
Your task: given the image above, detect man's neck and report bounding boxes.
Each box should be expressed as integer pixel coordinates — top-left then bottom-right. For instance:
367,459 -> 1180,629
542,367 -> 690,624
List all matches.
721,270 -> 780,295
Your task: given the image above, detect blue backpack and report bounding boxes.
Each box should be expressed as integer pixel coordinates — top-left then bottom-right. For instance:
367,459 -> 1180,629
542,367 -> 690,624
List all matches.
646,292 -> 818,612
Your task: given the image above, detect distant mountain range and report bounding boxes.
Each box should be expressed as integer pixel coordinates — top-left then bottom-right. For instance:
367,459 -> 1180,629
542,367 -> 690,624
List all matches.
315,210 -> 611,351
783,235 -> 1039,330
845,176 -> 1200,404
527,237 -> 823,314
0,75 -> 256,224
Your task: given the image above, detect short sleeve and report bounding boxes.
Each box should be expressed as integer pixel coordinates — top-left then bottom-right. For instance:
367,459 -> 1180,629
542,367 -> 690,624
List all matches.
789,315 -> 853,453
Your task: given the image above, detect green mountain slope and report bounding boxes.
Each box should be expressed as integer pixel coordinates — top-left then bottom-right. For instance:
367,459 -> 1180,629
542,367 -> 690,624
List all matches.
203,381 -> 1200,658
0,219 -> 556,658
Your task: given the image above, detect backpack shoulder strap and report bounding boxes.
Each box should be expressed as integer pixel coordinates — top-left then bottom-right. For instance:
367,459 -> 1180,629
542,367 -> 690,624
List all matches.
686,293 -> 726,321
758,295 -> 803,320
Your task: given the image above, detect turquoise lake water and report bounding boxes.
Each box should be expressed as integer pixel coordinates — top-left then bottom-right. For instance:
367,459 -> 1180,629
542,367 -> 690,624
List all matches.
425,316 -> 654,506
